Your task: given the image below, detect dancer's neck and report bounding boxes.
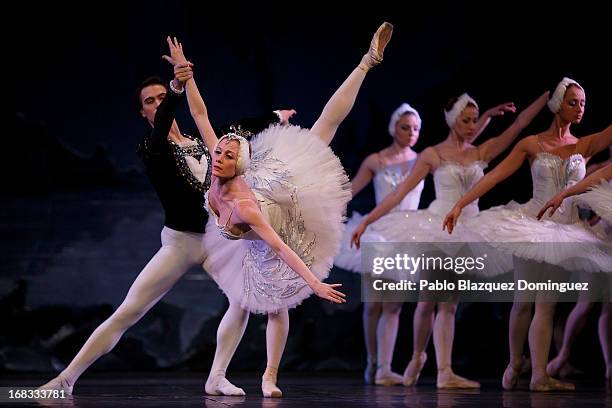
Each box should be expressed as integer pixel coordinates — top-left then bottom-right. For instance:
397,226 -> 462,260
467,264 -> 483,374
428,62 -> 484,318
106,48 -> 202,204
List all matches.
446,131 -> 470,151
388,141 -> 416,157
548,116 -> 573,140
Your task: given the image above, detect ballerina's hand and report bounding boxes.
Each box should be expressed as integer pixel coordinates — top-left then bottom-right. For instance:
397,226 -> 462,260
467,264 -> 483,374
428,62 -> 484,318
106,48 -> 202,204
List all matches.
442,206 -> 461,234
313,282 -> 346,304
487,102 -> 516,117
350,223 -> 367,249
537,194 -> 564,220
162,36 -> 191,67
277,109 -> 297,124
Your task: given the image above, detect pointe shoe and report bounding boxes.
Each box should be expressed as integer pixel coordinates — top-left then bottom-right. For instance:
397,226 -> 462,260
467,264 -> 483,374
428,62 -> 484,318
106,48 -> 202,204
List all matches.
503,355 -> 530,390
546,354 -> 567,378
359,22 -> 394,70
38,375 -> 73,396
502,364 -> 521,390
261,367 -> 282,398
364,361 -> 376,384
204,374 -> 246,396
529,375 -> 575,392
437,369 -> 480,389
374,367 -> 404,386
403,352 -> 427,387
262,377 -> 283,398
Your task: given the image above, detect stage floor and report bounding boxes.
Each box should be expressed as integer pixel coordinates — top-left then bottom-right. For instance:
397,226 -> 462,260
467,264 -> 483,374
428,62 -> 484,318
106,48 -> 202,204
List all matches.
2,373 -> 610,407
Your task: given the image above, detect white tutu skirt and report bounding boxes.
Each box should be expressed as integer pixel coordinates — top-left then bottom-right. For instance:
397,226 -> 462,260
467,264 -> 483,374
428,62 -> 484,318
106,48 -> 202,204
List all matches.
202,125 -> 351,314
577,181 -> 612,225
464,201 -> 612,273
334,211 -> 366,273
336,208 -> 513,279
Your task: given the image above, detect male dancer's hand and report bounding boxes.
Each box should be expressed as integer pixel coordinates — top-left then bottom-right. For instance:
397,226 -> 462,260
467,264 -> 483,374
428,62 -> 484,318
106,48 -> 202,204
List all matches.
174,64 -> 193,83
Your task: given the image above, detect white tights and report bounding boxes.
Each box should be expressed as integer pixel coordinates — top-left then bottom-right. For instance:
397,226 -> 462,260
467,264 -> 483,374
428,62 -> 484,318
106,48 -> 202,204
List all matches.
45,228 -> 207,392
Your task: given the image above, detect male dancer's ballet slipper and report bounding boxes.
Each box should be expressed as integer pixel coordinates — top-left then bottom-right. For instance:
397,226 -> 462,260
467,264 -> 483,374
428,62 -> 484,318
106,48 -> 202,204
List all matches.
205,371 -> 246,396
38,375 -> 73,396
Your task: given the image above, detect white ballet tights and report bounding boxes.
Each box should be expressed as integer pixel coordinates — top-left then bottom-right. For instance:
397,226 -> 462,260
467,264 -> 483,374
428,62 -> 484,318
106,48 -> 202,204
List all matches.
205,307 -> 289,397
41,228 -> 207,394
263,310 -> 289,397
311,66 -> 368,145
205,303 -> 249,396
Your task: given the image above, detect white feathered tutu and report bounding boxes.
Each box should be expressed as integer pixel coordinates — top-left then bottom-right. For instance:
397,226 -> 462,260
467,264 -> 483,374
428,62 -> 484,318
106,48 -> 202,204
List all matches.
339,161 -> 513,279
202,125 -> 351,314
463,153 -> 612,273
334,160 -> 424,274
576,180 -> 612,225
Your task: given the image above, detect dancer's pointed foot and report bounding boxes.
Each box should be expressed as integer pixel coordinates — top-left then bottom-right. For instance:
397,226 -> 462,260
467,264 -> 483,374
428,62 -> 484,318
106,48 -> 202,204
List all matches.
403,352 -> 427,387
546,352 -> 569,378
364,360 -> 376,384
437,368 -> 480,389
374,367 -> 404,386
359,22 -> 393,71
502,355 -> 529,390
262,367 -> 282,398
38,375 -> 73,396
530,374 -> 575,391
502,364 -> 521,391
205,372 -> 245,396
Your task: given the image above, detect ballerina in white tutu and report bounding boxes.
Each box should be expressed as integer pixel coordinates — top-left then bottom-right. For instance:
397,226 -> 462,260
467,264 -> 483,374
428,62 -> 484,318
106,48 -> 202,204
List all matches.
538,163 -> 612,389
336,103 -> 424,386
163,23 -> 393,397
335,100 -> 514,385
351,90 -> 549,388
443,77 -> 612,391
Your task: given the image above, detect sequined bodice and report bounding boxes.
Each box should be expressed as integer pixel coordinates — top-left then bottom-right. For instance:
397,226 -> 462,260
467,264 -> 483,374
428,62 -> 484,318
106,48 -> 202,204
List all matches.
373,160 -> 423,211
427,161 -> 487,217
521,152 -> 586,223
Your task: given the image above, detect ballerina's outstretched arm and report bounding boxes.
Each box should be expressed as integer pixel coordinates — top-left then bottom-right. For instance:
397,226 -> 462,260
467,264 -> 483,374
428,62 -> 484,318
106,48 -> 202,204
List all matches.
537,163 -> 612,219
469,101 -> 517,144
163,36 -> 219,152
350,149 -> 434,248
477,91 -> 549,162
577,125 -> 612,159
233,200 -> 347,304
443,139 -> 530,234
349,154 -> 381,196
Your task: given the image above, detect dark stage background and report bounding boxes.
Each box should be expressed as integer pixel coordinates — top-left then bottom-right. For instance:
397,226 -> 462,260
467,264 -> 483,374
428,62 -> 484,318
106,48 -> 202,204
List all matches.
3,1 -> 610,381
